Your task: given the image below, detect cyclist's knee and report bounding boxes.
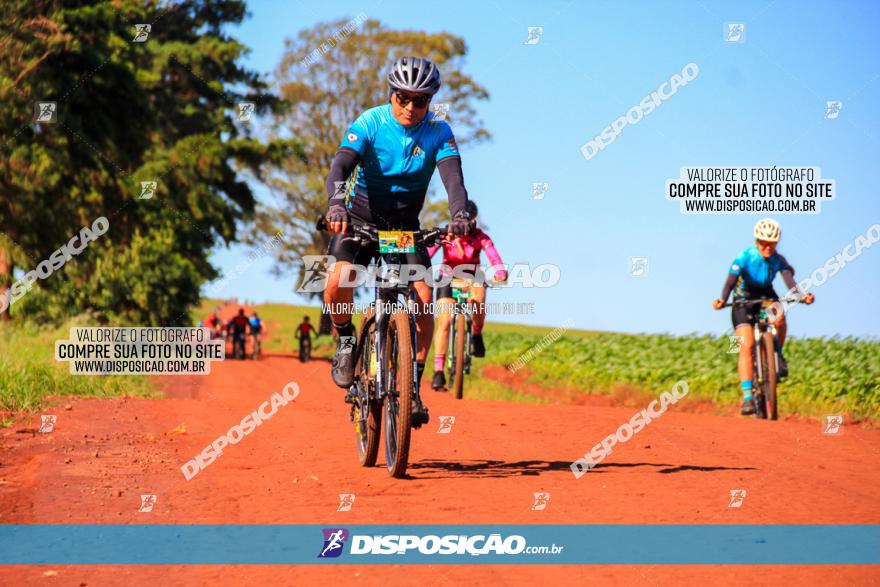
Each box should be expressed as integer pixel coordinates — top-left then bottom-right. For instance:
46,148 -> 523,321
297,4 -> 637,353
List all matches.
435,297 -> 454,317
326,262 -> 354,288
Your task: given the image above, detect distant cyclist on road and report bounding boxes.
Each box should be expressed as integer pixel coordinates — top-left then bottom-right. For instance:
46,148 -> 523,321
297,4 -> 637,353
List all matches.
428,200 -> 507,390
204,310 -> 221,338
249,311 -> 263,355
712,219 -> 814,415
297,315 -> 317,342
249,311 -> 263,333
227,308 -> 251,357
322,56 -> 475,427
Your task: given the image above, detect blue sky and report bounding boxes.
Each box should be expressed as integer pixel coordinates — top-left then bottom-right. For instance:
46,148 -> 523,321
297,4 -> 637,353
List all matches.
206,0 -> 880,338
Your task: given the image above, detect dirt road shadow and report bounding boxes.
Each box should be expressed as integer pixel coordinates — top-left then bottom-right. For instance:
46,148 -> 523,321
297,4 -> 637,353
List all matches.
407,459 -> 755,479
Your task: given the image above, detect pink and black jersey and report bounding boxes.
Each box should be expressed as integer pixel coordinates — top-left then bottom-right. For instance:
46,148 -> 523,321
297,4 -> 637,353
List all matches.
427,228 -> 506,277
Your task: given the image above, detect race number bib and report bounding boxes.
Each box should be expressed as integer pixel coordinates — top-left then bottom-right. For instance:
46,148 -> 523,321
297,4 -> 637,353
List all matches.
378,231 -> 416,253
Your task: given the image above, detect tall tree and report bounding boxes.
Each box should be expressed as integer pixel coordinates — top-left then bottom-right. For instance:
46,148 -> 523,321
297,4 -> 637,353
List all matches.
0,0 -> 297,324
253,17 -> 491,292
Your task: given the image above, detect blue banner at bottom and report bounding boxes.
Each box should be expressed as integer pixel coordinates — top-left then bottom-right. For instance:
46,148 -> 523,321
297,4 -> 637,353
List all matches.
0,525 -> 877,564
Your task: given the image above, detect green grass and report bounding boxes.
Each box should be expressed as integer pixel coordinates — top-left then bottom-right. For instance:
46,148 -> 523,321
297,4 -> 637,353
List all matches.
0,318 -> 157,420
479,328 -> 880,421
452,374 -> 554,404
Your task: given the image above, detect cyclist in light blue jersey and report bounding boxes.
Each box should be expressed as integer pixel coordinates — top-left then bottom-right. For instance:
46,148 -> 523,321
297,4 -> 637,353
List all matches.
322,56 -> 475,429
712,219 -> 814,415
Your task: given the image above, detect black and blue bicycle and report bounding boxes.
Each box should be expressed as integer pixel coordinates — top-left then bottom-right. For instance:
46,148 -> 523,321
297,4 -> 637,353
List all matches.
318,218 -> 444,478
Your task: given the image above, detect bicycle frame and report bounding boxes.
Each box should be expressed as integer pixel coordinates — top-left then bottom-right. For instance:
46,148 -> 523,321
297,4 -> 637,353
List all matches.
725,295 -> 805,420
745,304 -> 779,384
446,297 -> 474,376
369,256 -> 420,403
317,216 -> 445,477
750,320 -> 772,382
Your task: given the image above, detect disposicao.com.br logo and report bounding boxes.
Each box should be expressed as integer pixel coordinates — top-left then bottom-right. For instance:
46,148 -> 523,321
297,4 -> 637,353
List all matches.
317,528 -> 563,558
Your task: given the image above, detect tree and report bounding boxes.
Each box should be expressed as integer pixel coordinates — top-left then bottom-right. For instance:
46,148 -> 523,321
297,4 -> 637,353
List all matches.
0,0 -> 298,324
253,17 -> 491,293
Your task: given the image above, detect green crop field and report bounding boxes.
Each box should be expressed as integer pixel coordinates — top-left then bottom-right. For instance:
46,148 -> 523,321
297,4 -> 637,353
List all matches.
478,329 -> 880,421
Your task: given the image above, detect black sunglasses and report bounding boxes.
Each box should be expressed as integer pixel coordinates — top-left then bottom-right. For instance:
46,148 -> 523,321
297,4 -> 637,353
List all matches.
394,91 -> 430,109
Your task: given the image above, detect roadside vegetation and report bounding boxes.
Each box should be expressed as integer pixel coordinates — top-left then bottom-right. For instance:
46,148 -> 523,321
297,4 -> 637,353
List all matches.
0,318 -> 156,420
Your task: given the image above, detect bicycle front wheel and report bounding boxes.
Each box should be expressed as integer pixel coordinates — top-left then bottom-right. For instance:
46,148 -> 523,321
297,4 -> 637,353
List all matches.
453,313 -> 466,400
383,311 -> 413,478
762,332 -> 778,420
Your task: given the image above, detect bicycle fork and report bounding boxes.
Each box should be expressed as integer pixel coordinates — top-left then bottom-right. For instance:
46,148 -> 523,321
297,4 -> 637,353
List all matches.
406,292 -> 421,404
374,292 -> 389,401
753,323 -> 781,383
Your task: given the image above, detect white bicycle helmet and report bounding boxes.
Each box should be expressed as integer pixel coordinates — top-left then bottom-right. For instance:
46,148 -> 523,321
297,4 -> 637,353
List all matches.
754,218 -> 781,242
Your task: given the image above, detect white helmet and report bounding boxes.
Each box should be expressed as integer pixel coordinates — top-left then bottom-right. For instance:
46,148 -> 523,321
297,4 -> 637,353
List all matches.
754,218 -> 781,242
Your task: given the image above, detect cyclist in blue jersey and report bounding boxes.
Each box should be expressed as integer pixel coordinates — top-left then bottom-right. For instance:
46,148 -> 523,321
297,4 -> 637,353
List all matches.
249,312 -> 263,356
323,56 -> 475,428
249,312 -> 262,333
712,219 -> 814,415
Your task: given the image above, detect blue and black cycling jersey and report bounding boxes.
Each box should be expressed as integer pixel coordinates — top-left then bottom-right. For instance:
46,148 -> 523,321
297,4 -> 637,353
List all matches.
722,245 -> 794,301
249,317 -> 262,334
330,104 -> 463,228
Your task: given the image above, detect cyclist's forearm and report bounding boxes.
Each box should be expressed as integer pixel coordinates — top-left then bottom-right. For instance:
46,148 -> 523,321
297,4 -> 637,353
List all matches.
481,238 -> 504,271
720,273 -> 738,302
780,268 -> 800,293
437,156 -> 468,217
325,148 -> 360,204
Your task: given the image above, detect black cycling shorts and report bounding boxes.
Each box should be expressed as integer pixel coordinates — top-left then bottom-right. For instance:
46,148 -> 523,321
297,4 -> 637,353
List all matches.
327,230 -> 431,271
731,288 -> 778,328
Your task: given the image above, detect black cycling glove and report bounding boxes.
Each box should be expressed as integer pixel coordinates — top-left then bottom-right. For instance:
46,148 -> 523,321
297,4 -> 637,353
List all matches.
326,203 -> 349,225
448,211 -> 474,236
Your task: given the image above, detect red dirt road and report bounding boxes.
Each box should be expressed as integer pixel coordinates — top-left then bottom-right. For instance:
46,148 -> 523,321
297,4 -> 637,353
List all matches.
1,324 -> 879,585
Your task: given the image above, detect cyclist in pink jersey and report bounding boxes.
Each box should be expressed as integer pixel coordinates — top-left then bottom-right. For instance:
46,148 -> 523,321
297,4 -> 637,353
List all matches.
427,201 -> 507,390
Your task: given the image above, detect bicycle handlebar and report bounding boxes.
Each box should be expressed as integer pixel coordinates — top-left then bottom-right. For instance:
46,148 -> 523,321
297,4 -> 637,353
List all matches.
316,216 -> 447,247
451,277 -> 505,288
721,295 -> 807,309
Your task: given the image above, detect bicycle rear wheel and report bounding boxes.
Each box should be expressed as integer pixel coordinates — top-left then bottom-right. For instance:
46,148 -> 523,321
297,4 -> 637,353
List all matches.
453,313 -> 466,400
354,315 -> 381,467
383,311 -> 413,478
762,332 -> 778,420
